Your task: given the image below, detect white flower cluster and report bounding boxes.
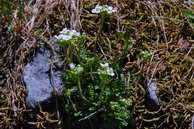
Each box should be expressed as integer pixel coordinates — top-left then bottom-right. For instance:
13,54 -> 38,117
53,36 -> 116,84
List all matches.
97,63 -> 115,76
55,28 -> 80,41
92,4 -> 117,14
68,63 -> 84,74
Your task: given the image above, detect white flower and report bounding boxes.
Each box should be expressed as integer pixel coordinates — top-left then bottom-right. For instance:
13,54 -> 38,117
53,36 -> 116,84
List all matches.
100,62 -> 109,67
92,4 -> 117,14
55,28 -> 80,41
108,6 -> 113,11
55,34 -> 71,40
68,63 -> 75,69
98,62 -> 115,76
69,64 -> 84,74
92,8 -> 100,14
62,28 -> 68,32
71,30 -> 80,37
107,67 -> 114,76
92,4 -> 102,13
96,4 -> 103,9
76,65 -> 84,73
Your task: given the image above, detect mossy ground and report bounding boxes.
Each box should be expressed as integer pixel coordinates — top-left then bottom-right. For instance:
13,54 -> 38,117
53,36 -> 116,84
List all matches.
0,0 -> 194,129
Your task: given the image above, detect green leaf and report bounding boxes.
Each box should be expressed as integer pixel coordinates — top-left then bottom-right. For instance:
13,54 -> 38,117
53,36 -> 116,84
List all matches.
140,51 -> 152,60
74,111 -> 83,117
185,11 -> 194,20
34,28 -> 44,36
121,121 -> 128,126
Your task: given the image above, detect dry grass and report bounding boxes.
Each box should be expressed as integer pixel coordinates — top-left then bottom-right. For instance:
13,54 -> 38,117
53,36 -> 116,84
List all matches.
0,0 -> 194,128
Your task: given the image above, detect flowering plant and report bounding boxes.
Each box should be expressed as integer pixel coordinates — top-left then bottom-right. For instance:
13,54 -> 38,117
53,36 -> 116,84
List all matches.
91,5 -> 117,33
68,63 -> 84,74
55,28 -> 80,41
55,28 -> 85,63
92,4 -> 117,14
63,58 -> 133,127
56,25 -> 132,128
97,62 -> 115,76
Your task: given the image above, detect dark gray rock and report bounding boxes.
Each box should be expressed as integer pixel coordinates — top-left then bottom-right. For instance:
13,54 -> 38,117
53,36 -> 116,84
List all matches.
147,79 -> 160,106
23,40 -> 63,108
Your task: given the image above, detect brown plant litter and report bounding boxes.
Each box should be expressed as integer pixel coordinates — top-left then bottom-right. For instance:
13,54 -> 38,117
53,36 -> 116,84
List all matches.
0,0 -> 193,129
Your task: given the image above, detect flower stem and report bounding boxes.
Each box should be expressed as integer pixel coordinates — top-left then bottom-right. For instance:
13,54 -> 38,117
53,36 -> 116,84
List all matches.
77,76 -> 88,102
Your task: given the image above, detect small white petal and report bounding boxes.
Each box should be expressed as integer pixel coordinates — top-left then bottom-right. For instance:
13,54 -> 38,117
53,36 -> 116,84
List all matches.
74,32 -> 80,36
112,8 -> 117,12
77,65 -> 84,73
66,36 -> 72,40
108,6 -> 113,11
55,35 -> 59,39
69,63 -> 75,69
107,11 -> 112,14
104,63 -> 109,67
100,63 -> 106,67
109,67 -> 114,72
96,4 -> 102,9
92,9 -> 96,13
57,35 -> 64,39
72,30 -> 76,33
92,9 -> 100,14
62,28 -> 67,31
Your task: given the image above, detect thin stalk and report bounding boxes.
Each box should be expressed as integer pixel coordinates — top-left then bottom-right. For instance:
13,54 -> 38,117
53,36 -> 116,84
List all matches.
97,75 -> 107,104
77,76 -> 88,102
